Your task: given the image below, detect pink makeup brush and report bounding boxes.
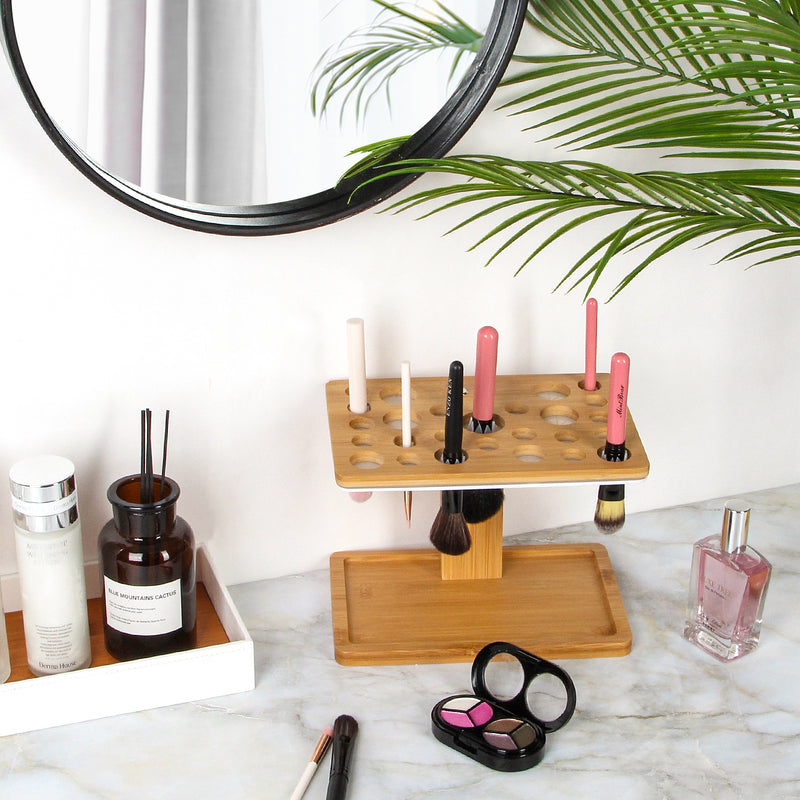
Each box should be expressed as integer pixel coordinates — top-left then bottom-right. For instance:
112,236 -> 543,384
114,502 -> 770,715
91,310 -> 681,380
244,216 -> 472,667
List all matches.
584,298 -> 598,391
594,352 -> 630,533
463,326 -> 504,524
468,326 -> 498,434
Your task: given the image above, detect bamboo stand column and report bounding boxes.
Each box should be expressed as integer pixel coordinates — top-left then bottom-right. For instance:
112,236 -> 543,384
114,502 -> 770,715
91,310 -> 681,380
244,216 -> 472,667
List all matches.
441,508 -> 504,580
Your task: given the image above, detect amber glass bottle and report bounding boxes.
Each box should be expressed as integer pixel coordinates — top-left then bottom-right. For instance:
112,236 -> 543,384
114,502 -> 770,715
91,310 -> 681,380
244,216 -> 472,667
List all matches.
98,475 -> 196,661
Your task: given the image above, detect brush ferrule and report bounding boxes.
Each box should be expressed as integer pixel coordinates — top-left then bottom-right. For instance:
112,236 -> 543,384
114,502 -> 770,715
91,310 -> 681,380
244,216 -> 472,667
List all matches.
598,484 -> 625,502
601,441 -> 627,463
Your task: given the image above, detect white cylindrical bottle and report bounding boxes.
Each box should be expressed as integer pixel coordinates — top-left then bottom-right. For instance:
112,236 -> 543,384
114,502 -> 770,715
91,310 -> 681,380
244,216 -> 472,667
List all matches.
0,585 -> 10,683
9,456 -> 91,676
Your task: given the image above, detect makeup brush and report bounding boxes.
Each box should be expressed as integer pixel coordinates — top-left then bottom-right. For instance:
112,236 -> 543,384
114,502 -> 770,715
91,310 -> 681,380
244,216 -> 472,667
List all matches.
290,726 -> 333,800
346,318 -> 372,504
429,361 -> 471,556
401,360 -> 413,527
325,714 -> 358,800
584,298 -> 598,391
463,326 -> 504,524
594,352 -> 630,534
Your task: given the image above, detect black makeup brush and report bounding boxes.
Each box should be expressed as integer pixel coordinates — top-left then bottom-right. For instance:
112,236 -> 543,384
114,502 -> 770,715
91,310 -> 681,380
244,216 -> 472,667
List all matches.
594,353 -> 630,534
429,361 -> 471,556
463,326 -> 504,524
325,714 -> 358,800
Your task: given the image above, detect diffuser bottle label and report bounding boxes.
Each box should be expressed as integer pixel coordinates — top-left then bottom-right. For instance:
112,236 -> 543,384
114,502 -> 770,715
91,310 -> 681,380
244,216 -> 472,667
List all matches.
104,576 -> 182,636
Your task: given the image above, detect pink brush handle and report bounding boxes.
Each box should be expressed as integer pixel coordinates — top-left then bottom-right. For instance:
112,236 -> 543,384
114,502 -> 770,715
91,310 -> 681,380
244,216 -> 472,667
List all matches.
473,326 -> 498,423
606,352 -> 630,445
584,298 -> 598,391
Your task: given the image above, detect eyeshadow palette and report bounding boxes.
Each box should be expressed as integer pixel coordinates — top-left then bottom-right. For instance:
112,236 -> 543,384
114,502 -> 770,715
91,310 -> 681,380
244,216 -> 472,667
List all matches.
431,642 -> 575,771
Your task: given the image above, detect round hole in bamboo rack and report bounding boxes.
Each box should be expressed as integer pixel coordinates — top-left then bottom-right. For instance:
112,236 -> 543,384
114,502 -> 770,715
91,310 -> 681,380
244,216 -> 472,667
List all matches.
379,385 -> 416,405
555,430 -> 578,443
596,446 -> 631,462
397,452 -> 420,466
505,402 -> 529,415
541,405 -> 578,426
563,448 -> 587,462
585,394 -> 607,407
393,435 -> 416,448
352,434 -> 376,448
434,448 -> 468,464
349,451 -> 384,469
514,445 -> 544,463
472,438 -> 499,452
512,427 -> 536,441
383,409 -> 418,430
532,382 -> 571,400
429,404 -> 446,418
590,412 -> 607,424
578,379 -> 603,392
349,417 -> 374,431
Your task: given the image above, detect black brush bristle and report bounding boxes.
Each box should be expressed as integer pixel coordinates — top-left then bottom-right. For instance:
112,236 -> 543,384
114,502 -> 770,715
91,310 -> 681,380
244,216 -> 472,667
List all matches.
429,504 -> 471,556
462,488 -> 504,524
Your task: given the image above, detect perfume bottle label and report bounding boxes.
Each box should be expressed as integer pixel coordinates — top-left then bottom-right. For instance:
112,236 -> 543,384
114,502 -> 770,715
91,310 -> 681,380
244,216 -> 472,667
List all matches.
104,576 -> 182,636
700,554 -> 747,637
694,629 -> 729,659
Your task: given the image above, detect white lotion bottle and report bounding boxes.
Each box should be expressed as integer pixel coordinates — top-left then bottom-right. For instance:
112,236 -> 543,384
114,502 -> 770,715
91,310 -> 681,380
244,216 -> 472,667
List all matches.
0,585 -> 10,682
9,456 -> 91,675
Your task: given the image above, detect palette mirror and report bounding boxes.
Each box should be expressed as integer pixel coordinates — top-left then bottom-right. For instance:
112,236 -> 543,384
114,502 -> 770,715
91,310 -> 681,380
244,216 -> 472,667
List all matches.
0,0 -> 526,234
525,672 -> 571,723
482,652 -> 526,701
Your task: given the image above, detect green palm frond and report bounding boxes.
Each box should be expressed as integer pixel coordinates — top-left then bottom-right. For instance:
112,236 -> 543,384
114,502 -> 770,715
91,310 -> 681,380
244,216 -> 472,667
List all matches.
311,0 -> 483,123
365,154 -> 800,297
505,0 -> 800,158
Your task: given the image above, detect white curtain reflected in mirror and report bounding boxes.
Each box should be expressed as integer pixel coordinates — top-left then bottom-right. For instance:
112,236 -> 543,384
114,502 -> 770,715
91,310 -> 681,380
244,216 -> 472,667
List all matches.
13,0 -> 487,206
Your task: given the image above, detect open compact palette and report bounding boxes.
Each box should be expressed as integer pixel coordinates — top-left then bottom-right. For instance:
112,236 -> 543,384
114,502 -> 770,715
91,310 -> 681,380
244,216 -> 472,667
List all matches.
325,372 -> 649,665
432,641 -> 576,771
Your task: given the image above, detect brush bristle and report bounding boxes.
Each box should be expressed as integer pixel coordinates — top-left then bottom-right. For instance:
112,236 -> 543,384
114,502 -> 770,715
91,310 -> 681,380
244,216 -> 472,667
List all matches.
594,497 -> 625,533
333,714 -> 359,740
429,505 -> 472,555
462,488 -> 504,525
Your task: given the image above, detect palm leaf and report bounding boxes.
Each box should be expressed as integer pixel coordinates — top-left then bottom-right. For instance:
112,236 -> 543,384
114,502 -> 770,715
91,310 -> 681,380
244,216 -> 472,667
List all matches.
505,0 -> 800,158
311,0 -> 483,123
359,154 -> 800,297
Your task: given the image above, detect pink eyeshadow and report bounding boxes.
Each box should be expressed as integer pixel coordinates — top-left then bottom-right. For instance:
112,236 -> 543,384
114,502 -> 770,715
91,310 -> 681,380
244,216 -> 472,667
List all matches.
469,702 -> 493,726
440,709 -> 474,728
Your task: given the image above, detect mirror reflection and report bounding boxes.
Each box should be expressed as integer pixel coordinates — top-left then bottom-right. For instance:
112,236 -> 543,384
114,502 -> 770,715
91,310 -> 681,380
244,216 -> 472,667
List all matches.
12,0 -> 489,206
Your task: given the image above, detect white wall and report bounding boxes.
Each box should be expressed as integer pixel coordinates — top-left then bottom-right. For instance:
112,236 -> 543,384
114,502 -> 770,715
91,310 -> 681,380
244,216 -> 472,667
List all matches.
1,42 -> 799,587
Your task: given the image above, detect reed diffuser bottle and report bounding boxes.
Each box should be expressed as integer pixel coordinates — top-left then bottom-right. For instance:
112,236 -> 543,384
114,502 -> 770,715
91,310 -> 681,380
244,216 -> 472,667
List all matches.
9,456 -> 91,675
98,411 -> 196,660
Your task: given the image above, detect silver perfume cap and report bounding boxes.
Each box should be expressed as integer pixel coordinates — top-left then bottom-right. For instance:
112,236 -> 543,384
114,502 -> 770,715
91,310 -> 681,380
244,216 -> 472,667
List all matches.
721,500 -> 750,553
9,455 -> 79,533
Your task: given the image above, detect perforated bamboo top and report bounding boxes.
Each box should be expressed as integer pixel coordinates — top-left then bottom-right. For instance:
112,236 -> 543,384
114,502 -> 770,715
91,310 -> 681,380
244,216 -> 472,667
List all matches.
325,373 -> 649,490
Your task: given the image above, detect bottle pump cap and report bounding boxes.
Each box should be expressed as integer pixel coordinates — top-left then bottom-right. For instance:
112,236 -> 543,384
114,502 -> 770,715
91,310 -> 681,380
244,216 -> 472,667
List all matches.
9,455 -> 79,533
721,500 -> 750,553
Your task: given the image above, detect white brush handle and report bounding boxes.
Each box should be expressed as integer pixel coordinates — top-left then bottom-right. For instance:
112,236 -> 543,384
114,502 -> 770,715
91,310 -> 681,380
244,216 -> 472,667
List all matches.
289,762 -> 317,800
401,360 -> 412,448
346,318 -> 368,414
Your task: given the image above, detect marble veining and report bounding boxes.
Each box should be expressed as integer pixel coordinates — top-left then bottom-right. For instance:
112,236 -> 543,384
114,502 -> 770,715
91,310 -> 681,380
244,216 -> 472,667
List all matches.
1,485 -> 799,798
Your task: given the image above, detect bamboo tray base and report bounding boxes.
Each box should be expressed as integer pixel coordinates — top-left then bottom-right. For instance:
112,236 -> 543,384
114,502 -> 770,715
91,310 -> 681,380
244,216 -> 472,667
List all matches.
330,543 -> 631,665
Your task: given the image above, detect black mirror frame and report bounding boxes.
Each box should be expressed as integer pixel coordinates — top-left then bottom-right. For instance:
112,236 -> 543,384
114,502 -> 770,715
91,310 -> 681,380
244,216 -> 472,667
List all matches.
1,0 -> 526,235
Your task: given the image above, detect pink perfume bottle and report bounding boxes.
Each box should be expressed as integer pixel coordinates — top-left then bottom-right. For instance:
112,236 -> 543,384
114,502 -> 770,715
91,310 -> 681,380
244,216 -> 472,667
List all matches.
684,501 -> 771,661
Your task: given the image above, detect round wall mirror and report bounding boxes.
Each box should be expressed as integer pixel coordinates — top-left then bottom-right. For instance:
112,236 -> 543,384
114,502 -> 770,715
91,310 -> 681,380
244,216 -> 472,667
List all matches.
1,0 -> 526,234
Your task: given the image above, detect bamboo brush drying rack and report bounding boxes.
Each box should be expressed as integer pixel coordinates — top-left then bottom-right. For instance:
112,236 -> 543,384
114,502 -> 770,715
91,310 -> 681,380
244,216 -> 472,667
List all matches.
326,372 -> 649,666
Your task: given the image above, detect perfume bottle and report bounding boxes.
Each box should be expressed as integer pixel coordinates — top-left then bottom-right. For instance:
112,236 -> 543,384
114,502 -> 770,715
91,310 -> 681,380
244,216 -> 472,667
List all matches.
98,474 -> 196,661
9,456 -> 91,675
684,501 -> 772,661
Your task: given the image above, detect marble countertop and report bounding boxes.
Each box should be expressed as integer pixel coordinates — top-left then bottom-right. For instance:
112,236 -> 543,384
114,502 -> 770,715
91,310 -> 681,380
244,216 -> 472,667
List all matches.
1,485 -> 799,799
